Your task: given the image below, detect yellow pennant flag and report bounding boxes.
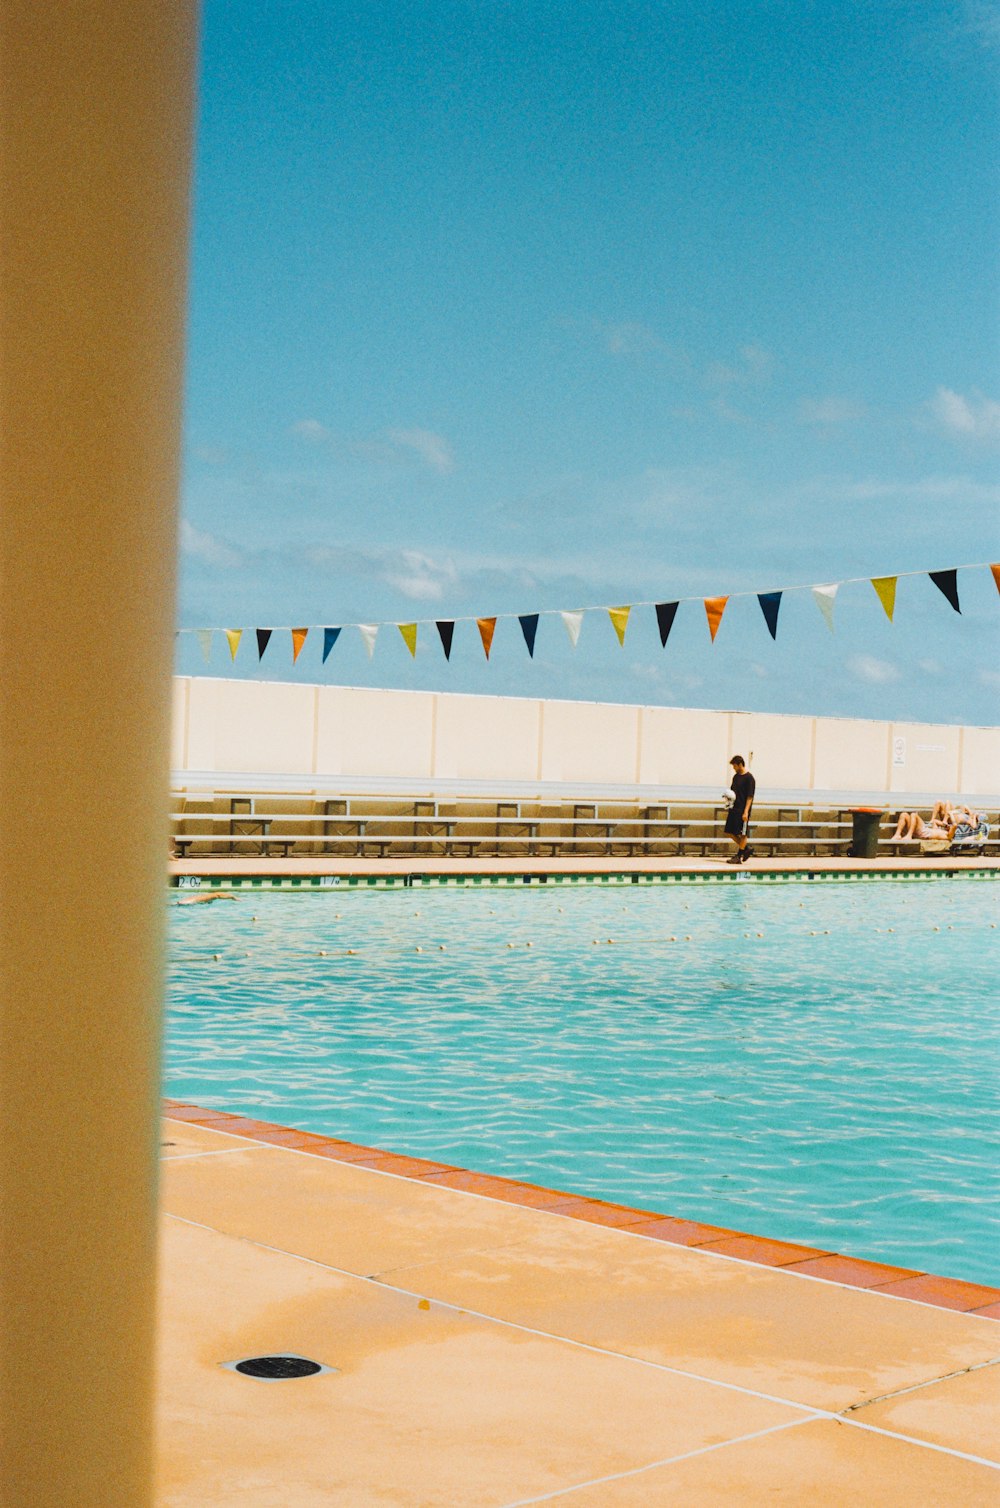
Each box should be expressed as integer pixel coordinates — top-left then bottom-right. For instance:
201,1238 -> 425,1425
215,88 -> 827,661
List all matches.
704,596 -> 729,642
398,622 -> 418,657
225,629 -> 242,661
607,606 -> 631,646
291,627 -> 309,662
871,576 -> 897,622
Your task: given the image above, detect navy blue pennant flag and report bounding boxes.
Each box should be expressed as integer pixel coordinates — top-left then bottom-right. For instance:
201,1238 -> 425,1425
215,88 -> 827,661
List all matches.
322,626 -> 342,662
436,620 -> 455,660
256,628 -> 272,660
757,591 -> 782,640
518,613 -> 539,657
655,601 -> 679,647
928,569 -> 961,614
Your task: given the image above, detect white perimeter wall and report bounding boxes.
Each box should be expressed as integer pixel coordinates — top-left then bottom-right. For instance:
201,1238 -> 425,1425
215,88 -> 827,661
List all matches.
171,677 -> 1000,799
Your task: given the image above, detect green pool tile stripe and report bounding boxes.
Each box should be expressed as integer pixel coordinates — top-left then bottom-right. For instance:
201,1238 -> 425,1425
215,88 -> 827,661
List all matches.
171,867 -> 997,892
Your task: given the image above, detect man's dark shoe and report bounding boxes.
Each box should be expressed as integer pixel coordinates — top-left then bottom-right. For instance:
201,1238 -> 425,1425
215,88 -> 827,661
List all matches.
739,847 -> 754,863
726,853 -> 741,865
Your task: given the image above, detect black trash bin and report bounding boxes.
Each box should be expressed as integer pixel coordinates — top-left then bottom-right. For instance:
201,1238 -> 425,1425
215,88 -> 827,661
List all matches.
850,808 -> 882,858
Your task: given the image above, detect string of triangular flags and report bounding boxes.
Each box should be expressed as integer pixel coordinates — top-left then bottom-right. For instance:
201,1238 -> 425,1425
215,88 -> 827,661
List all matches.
180,561 -> 1000,664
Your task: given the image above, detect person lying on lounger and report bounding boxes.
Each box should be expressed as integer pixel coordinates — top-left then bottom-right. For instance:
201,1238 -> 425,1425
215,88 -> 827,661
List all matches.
931,800 -> 981,828
890,811 -> 954,842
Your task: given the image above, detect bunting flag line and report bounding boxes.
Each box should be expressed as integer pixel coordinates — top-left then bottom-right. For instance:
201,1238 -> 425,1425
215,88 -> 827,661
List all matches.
436,620 -> 455,660
756,591 -> 782,641
178,562 -> 996,666
519,613 -> 539,657
477,616 -> 497,660
704,596 -> 728,642
871,576 -> 897,622
655,601 -> 679,647
608,606 -> 631,646
812,583 -> 838,632
561,609 -> 583,648
928,569 -> 961,614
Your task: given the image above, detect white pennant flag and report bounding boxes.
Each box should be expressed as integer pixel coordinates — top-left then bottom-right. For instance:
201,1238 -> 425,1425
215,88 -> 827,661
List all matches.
358,623 -> 379,660
812,583 -> 839,632
560,610 -> 584,648
196,629 -> 213,663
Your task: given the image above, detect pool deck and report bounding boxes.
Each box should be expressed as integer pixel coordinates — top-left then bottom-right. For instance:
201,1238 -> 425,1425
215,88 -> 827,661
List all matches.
158,1104 -> 1000,1505
169,853 -> 1000,882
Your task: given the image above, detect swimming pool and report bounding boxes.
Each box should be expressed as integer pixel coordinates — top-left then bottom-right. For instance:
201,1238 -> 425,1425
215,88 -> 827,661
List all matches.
164,875 -> 999,1284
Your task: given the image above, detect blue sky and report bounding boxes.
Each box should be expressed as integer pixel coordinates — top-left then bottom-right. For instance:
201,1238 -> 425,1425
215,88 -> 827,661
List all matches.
177,0 -> 999,723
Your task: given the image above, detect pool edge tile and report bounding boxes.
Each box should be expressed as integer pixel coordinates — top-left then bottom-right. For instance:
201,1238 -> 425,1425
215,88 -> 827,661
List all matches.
161,1104 -> 1000,1320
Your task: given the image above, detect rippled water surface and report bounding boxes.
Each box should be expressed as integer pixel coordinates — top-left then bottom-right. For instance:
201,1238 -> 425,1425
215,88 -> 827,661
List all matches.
165,877 -> 999,1283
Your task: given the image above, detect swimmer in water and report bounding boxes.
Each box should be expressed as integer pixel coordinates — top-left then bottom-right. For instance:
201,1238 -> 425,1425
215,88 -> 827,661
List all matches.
175,890 -> 238,905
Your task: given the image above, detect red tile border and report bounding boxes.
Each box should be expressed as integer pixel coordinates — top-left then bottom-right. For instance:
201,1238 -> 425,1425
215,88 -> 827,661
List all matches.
161,1100 -> 1000,1319
696,1234 -> 832,1267
781,1254 -> 921,1288
625,1216 -> 737,1246
864,1274 -> 1000,1313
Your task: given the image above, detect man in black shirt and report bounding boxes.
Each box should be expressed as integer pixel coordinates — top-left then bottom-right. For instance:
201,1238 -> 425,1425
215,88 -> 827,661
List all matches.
725,754 -> 756,864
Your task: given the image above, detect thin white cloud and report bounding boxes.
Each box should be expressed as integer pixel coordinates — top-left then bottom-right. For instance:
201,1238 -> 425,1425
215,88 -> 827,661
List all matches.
798,397 -> 867,426
928,387 -> 1000,441
600,321 -> 665,356
816,473 -> 1000,505
962,1 -> 1000,50
386,428 -> 455,473
705,344 -> 775,388
179,519 -> 243,568
191,443 -> 228,465
383,550 -> 459,601
290,418 -> 332,443
849,654 -> 900,685
303,543 -> 461,601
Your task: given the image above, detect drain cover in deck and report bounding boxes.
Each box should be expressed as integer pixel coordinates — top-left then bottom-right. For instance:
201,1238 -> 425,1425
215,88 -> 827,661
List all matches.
222,1354 -> 333,1381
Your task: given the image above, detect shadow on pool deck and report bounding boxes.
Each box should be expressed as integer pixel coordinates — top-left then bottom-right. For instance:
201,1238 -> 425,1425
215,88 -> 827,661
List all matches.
156,1108 -> 1000,1506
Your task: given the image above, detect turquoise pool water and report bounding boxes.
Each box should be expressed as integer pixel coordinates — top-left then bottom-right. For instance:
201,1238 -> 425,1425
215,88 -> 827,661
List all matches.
164,876 -> 999,1284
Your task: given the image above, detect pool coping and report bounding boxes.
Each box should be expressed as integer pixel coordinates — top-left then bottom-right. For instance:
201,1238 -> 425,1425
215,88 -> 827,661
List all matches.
162,1099 -> 1000,1321
169,858 -> 1000,891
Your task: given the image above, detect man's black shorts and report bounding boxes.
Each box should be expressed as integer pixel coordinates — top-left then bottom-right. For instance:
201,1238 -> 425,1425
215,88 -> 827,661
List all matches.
724,812 -> 749,838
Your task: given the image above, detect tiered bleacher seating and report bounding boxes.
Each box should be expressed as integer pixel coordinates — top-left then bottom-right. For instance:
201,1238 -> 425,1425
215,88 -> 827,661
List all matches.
169,778 -> 998,860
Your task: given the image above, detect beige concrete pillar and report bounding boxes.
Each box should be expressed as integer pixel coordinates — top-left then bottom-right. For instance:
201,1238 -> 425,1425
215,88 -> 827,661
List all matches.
0,5 -> 197,1504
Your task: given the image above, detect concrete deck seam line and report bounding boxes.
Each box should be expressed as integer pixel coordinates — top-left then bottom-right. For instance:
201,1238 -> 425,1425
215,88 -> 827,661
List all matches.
830,1418 -> 1000,1471
161,1212 -> 829,1418
166,1131 -> 998,1322
498,1418 -> 816,1507
843,1354 -> 1000,1413
161,1208 -> 998,1465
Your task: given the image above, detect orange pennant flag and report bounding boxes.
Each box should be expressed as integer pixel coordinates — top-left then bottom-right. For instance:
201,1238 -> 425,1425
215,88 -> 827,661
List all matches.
398,622 -> 417,657
225,629 -> 242,662
990,563 -> 1000,594
291,627 -> 309,662
607,606 -> 631,646
704,596 -> 729,642
871,576 -> 897,622
477,616 -> 497,659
